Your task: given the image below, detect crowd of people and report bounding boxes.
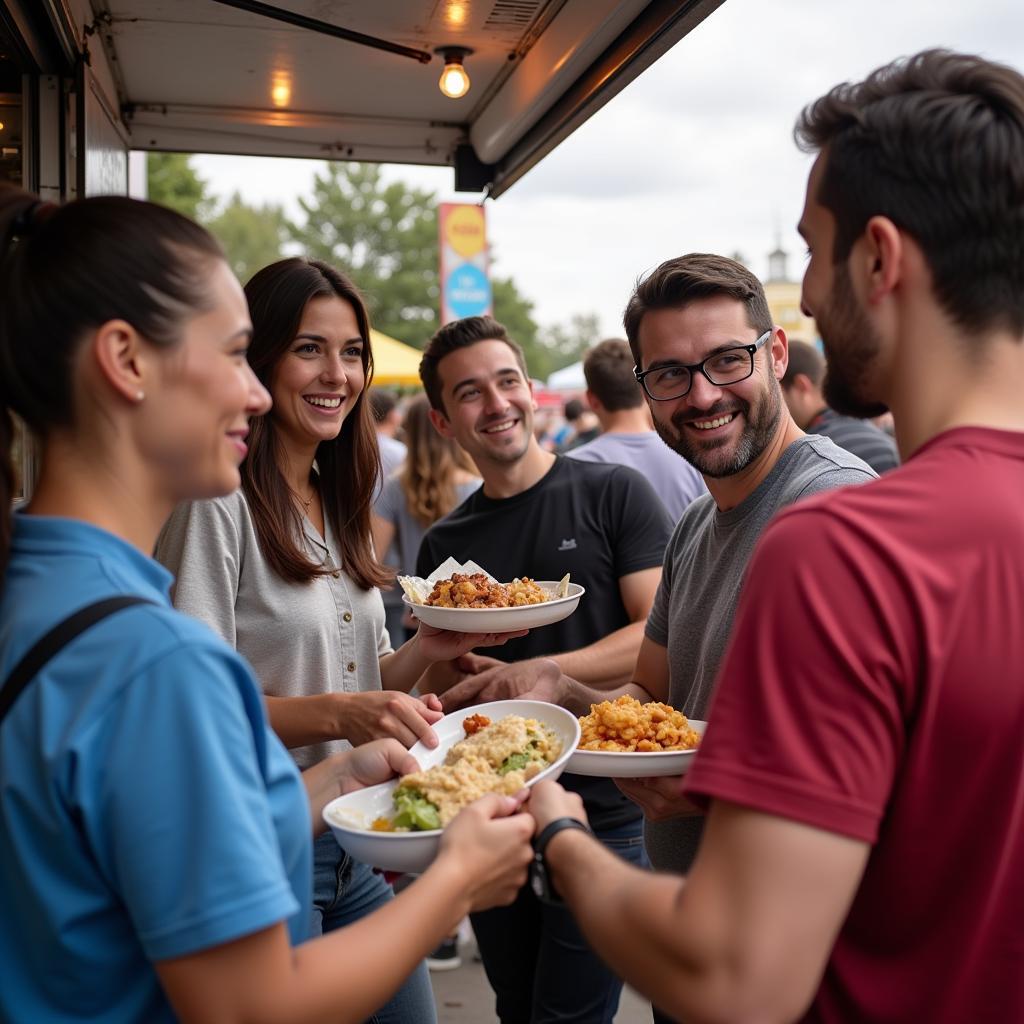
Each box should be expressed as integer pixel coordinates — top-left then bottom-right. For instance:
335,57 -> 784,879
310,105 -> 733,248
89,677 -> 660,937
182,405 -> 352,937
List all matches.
1,46 -> 1022,1024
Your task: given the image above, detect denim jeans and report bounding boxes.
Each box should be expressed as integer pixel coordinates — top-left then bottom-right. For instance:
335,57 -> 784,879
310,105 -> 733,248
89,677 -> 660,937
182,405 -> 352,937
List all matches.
470,817 -> 648,1024
312,832 -> 437,1024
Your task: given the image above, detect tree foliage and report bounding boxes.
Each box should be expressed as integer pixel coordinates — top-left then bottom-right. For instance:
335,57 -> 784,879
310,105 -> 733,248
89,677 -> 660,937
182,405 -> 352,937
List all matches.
145,152 -> 212,221
205,192 -> 287,285
145,154 -> 598,385
287,162 -> 441,348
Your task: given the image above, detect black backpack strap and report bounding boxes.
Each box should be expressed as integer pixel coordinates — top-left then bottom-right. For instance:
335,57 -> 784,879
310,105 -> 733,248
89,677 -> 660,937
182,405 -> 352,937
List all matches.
0,596 -> 156,727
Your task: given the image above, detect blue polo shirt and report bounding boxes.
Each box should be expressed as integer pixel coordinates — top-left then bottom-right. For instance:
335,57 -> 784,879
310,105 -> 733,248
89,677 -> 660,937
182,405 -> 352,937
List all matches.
0,514 -> 311,1022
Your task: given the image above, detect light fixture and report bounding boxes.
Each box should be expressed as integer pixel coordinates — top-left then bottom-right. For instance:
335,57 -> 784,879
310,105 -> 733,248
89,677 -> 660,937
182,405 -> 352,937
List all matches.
436,46 -> 472,100
271,71 -> 292,108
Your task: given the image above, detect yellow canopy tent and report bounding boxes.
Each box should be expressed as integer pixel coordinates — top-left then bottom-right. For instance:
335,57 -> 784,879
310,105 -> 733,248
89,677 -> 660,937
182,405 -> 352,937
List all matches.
370,330 -> 424,388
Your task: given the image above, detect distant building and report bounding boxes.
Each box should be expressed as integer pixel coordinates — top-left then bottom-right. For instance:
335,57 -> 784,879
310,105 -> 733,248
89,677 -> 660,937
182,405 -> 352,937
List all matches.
762,243 -> 818,342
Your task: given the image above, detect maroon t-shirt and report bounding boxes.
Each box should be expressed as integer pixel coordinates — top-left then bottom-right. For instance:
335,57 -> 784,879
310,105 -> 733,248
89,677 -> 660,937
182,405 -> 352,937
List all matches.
684,427 -> 1024,1023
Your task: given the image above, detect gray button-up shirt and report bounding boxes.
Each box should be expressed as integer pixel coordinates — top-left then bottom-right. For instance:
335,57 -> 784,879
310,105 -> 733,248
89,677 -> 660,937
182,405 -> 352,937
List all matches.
156,490 -> 392,769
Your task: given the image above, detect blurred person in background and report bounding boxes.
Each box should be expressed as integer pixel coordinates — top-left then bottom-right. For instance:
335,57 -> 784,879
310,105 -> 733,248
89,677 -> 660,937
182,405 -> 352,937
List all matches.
368,386 -> 407,479
782,338 -> 899,472
372,394 -> 480,645
557,396 -> 600,452
156,258 -> 523,1024
569,338 -> 706,521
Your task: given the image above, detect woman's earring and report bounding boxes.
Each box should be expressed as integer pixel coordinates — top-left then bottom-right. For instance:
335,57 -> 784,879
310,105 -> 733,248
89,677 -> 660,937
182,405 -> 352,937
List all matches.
135,391 -> 145,402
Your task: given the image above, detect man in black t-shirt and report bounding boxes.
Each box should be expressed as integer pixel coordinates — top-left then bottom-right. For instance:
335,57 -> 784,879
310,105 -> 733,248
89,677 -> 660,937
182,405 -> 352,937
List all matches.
417,315 -> 672,1024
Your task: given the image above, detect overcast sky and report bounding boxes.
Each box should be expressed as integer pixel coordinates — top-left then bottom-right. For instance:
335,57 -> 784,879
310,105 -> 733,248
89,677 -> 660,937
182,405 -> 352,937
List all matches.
193,0 -> 1024,341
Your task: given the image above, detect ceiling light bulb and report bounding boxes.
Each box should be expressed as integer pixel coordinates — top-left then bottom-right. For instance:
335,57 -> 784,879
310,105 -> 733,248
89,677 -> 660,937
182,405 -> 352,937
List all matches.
271,73 -> 291,108
435,46 -> 473,100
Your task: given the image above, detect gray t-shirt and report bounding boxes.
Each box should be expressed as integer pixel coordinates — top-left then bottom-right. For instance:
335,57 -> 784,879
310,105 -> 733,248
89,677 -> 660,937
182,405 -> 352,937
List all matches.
643,434 -> 876,872
568,430 -> 706,523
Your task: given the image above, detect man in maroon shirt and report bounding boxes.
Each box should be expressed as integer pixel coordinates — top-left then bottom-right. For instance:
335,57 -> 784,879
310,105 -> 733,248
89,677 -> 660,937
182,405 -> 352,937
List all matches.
526,48 -> 1024,1023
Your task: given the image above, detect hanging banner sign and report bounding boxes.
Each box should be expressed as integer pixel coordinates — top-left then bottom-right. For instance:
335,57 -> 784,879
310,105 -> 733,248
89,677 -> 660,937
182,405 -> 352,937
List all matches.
439,202 -> 492,325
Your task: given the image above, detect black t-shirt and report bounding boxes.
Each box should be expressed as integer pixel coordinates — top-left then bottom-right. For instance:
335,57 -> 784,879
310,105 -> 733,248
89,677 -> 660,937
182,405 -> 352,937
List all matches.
417,456 -> 673,831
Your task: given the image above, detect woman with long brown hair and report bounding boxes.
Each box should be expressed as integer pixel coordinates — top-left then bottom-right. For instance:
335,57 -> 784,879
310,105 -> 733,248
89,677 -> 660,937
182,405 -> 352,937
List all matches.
0,189 -> 533,1023
156,257 -> 521,1022
373,393 -> 480,644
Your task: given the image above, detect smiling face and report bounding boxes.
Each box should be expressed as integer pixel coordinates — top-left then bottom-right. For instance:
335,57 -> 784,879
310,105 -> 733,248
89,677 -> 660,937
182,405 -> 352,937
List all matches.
799,153 -> 888,419
269,294 -> 366,452
430,339 -> 536,467
144,259 -> 271,500
636,296 -> 785,478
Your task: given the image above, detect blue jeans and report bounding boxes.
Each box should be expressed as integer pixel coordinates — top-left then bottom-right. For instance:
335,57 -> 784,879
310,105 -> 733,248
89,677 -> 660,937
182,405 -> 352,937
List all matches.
470,817 -> 648,1024
312,832 -> 437,1024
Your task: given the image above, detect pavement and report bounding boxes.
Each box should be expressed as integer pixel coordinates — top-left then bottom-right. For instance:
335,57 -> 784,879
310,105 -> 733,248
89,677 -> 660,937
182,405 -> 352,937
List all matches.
429,928 -> 652,1023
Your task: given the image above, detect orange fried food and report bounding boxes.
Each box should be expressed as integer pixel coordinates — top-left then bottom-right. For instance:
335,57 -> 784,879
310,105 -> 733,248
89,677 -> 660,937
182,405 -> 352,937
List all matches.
463,714 -> 491,736
578,695 -> 700,752
425,573 -> 510,608
424,573 -> 550,609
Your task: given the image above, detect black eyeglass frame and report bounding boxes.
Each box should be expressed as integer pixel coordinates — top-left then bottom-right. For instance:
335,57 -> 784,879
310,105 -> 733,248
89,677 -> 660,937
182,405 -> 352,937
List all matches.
633,329 -> 774,402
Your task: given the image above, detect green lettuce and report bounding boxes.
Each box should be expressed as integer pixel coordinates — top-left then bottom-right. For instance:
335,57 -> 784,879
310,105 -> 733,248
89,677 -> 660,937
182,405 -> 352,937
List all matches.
392,788 -> 442,831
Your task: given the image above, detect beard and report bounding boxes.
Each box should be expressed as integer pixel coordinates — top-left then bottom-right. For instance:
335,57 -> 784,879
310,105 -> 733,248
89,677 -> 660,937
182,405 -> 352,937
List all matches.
817,263 -> 889,419
654,376 -> 784,479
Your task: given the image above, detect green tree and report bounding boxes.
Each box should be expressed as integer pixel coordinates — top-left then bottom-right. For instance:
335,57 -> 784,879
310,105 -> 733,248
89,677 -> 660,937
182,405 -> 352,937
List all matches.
538,312 -> 602,376
145,152 -> 212,220
491,273 -> 545,376
288,162 -> 442,348
206,192 -> 287,285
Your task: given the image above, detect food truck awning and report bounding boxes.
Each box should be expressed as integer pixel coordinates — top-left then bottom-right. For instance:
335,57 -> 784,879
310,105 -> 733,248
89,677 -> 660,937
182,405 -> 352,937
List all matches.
53,0 -> 724,197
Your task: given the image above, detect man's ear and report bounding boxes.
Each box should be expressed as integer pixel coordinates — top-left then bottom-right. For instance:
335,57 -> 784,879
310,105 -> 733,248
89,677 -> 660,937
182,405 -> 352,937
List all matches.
428,406 -> 455,440
585,389 -> 603,414
769,326 -> 789,379
861,215 -> 903,305
90,319 -> 148,404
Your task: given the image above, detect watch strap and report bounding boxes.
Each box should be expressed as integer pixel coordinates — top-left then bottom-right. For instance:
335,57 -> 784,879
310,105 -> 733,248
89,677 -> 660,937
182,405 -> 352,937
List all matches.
533,816 -> 592,858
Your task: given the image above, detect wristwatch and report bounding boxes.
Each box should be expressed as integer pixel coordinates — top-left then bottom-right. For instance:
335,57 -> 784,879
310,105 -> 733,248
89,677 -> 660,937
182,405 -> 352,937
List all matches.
530,816 -> 592,905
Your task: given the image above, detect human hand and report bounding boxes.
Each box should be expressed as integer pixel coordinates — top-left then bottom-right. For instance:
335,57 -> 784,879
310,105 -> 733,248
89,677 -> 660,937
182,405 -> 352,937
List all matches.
525,779 -> 588,835
341,690 -> 444,749
334,739 -> 421,795
615,775 -> 703,821
441,657 -> 566,711
438,792 -> 535,911
414,623 -> 528,664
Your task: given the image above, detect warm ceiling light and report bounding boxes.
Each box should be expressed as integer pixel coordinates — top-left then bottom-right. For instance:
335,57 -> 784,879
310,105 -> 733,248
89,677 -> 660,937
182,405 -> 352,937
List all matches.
444,2 -> 468,26
435,46 -> 472,99
271,72 -> 292,108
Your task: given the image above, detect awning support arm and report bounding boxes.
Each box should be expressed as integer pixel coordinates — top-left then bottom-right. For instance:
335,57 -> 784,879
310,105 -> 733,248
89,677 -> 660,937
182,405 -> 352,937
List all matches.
206,0 -> 433,64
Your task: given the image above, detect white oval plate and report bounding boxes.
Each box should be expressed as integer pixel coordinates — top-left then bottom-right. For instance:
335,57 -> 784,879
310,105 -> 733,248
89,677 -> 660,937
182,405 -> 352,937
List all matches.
565,720 -> 707,778
402,582 -> 584,633
323,700 -> 581,873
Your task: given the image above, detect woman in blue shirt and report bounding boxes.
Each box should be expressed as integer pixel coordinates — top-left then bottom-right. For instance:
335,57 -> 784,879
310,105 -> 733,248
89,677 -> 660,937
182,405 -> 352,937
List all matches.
0,184 -> 534,1023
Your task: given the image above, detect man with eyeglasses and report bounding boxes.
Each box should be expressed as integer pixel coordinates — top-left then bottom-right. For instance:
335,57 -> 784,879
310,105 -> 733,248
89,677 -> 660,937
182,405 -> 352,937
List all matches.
442,254 -> 875,889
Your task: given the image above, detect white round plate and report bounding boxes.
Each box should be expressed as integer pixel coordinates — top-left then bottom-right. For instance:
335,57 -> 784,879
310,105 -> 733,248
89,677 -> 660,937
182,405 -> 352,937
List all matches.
402,582 -> 584,633
323,700 -> 581,873
565,720 -> 707,778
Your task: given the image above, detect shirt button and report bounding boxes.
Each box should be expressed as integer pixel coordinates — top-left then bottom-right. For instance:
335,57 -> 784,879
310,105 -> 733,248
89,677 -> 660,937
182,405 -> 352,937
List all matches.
331,571 -> 340,579
347,661 -> 356,672
343,612 -> 352,623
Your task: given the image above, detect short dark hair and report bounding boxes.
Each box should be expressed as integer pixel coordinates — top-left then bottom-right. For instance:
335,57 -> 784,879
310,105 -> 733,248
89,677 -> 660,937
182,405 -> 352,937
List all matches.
623,254 -> 772,369
796,48 -> 1024,336
583,339 -> 644,411
781,339 -> 825,389
420,315 -> 529,413
563,398 -> 584,422
368,388 -> 398,423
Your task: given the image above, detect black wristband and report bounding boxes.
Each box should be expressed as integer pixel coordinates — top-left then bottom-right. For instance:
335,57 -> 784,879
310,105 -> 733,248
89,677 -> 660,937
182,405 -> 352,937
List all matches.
530,817 -> 592,905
